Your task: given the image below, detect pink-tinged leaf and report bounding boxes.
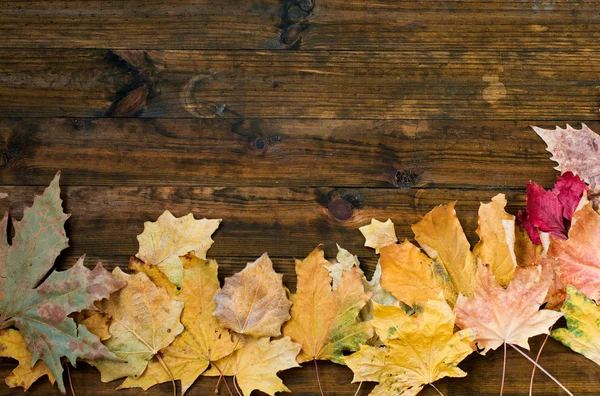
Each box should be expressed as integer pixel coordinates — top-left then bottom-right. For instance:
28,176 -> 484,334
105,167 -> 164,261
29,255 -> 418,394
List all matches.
547,203 -> 600,302
525,182 -> 566,240
454,265 -> 562,354
552,172 -> 588,221
533,123 -> 600,206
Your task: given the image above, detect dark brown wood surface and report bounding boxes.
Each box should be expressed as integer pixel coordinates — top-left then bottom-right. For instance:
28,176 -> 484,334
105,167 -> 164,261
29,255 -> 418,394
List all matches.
1,0 -> 599,395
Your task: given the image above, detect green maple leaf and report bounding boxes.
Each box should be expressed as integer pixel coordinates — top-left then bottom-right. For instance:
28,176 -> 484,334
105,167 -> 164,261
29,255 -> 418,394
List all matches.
0,173 -> 126,393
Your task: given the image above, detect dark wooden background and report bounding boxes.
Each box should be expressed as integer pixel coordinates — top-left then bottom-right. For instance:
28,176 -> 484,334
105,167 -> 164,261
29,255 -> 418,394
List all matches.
1,0 -> 600,395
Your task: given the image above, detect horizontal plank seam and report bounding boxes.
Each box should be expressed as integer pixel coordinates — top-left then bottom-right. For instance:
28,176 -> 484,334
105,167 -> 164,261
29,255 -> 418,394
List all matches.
0,116 -> 595,121
0,185 -> 530,191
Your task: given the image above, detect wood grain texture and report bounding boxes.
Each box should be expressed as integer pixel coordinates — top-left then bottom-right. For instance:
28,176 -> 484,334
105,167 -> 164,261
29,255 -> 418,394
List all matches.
0,50 -> 599,119
0,185 -> 528,268
2,0 -> 599,394
0,118 -> 570,188
0,0 -> 598,51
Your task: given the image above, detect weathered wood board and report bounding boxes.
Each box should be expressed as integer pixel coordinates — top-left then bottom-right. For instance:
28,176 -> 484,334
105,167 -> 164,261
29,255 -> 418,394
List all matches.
1,0 -> 599,394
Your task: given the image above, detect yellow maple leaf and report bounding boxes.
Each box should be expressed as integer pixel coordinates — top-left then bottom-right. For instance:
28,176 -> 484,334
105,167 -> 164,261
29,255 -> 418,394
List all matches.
379,240 -> 456,310
359,218 -> 398,253
412,202 -> 477,297
118,255 -> 238,394
89,268 -> 184,383
344,300 -> 475,396
282,247 -> 372,364
473,194 -> 517,286
204,336 -> 301,396
214,253 -> 292,338
454,264 -> 562,354
0,329 -> 55,391
136,210 -> 221,286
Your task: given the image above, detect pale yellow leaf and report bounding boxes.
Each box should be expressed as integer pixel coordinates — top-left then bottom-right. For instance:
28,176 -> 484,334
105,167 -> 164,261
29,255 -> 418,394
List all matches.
359,219 -> 398,253
90,268 -> 184,382
136,210 -> 220,286
204,336 -> 301,396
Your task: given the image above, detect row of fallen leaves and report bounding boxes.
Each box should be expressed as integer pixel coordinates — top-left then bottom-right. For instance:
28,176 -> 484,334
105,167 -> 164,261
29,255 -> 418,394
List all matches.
1,124 -> 600,396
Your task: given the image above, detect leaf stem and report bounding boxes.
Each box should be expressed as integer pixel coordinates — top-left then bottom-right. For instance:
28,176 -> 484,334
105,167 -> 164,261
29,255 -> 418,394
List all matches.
233,376 -> 243,396
509,344 -> 573,396
500,342 -> 507,396
352,381 -> 363,396
530,331 -> 551,396
214,337 -> 241,393
66,363 -> 76,396
430,383 -> 445,396
156,353 -> 177,396
314,359 -> 325,396
212,363 -> 234,396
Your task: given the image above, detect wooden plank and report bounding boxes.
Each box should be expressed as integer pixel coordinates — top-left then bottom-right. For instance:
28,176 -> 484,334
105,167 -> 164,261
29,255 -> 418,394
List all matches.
0,0 -> 598,51
0,118 -> 568,188
0,50 -> 598,119
0,185 -> 528,271
1,335 -> 599,395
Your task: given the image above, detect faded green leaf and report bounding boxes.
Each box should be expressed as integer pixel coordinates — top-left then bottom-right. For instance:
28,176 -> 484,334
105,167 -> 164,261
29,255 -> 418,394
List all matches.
552,286 -> 600,366
0,173 -> 125,393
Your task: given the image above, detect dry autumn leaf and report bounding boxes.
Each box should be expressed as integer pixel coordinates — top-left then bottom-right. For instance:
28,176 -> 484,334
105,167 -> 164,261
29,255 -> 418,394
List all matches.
513,224 -> 565,309
73,310 -> 112,341
0,329 -> 55,390
282,247 -> 372,364
454,265 -> 562,354
323,245 -> 400,321
136,210 -> 221,286
344,300 -> 475,396
546,203 -> 600,302
0,173 -> 125,393
362,261 -> 402,321
552,286 -> 600,366
379,240 -> 455,310
323,244 -> 364,290
473,194 -> 517,286
412,202 -> 477,297
204,336 -> 301,396
119,255 -> 238,394
518,173 -> 587,243
90,268 -> 184,383
359,218 -> 398,253
533,124 -> 600,206
214,253 -> 292,338
514,224 -> 545,268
